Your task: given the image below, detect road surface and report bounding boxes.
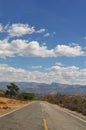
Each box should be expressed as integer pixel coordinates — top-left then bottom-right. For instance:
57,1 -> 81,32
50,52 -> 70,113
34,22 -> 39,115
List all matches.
0,101 -> 86,130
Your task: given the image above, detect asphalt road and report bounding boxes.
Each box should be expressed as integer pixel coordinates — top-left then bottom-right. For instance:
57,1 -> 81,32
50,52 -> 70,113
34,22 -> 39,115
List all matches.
0,101 -> 86,130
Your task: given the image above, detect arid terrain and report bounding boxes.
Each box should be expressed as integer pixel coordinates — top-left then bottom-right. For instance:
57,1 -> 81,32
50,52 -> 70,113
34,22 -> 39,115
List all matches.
0,97 -> 28,114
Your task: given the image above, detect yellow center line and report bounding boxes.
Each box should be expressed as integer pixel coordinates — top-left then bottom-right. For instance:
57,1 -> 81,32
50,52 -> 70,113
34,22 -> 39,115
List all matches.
43,118 -> 48,130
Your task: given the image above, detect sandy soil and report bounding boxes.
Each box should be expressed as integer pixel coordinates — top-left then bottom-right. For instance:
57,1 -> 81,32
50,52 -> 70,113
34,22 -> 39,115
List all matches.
0,97 -> 28,114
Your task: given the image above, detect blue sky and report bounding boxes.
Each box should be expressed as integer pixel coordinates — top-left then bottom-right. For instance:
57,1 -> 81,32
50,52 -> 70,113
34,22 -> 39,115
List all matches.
0,0 -> 86,84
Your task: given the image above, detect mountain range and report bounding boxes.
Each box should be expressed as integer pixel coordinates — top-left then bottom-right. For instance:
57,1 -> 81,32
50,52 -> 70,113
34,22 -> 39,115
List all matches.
0,82 -> 86,96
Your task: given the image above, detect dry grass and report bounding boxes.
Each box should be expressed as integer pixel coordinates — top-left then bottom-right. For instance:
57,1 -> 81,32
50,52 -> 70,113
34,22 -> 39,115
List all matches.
0,97 -> 28,113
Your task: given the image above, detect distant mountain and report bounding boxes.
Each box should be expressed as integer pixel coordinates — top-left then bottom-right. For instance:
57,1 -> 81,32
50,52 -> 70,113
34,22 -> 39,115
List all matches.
0,82 -> 86,96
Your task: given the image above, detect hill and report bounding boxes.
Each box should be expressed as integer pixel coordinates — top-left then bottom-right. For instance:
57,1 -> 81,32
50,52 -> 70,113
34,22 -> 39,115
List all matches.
0,82 -> 86,96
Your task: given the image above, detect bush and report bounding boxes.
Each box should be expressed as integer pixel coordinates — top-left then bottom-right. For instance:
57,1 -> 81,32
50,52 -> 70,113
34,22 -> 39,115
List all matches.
0,90 -> 5,97
18,92 -> 35,100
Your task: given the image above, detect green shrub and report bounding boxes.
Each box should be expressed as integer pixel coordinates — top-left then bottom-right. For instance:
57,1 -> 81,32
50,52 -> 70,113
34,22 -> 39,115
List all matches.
18,92 -> 35,100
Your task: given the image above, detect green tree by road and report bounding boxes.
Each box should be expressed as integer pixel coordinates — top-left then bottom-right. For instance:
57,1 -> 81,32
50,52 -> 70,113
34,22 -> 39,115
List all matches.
5,83 -> 19,98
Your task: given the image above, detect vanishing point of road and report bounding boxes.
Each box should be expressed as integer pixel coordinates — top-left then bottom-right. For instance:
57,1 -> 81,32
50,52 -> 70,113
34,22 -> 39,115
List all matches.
0,101 -> 86,130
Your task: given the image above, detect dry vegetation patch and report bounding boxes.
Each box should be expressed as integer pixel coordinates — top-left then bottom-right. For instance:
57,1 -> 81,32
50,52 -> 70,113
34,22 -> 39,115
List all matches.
41,94 -> 86,116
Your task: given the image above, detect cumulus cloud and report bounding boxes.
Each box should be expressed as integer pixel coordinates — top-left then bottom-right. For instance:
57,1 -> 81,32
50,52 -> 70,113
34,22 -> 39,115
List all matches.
0,22 -> 49,38
0,39 -> 54,58
0,64 -> 45,82
0,64 -> 86,85
54,45 -> 85,57
1,23 -> 46,37
0,39 -> 85,58
7,23 -> 35,37
50,65 -> 79,72
48,65 -> 86,85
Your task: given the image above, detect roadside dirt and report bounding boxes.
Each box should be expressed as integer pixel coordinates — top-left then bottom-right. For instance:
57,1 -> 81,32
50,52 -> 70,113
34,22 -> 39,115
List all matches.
0,97 -> 28,115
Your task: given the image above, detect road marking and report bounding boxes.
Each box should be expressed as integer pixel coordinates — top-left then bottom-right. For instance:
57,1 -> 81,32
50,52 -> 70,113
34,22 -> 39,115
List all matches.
0,102 -> 33,118
63,110 -> 86,123
43,118 -> 48,130
49,103 -> 86,123
44,102 -> 86,123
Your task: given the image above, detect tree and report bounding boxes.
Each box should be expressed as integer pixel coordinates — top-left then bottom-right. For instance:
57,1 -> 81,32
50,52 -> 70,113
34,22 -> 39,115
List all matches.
5,83 -> 19,98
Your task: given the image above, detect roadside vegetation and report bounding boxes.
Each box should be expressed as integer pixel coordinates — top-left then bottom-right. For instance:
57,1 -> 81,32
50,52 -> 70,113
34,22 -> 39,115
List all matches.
40,94 -> 86,116
18,92 -> 35,100
4,82 -> 35,100
0,90 -> 5,97
5,83 -> 19,98
0,83 -> 35,113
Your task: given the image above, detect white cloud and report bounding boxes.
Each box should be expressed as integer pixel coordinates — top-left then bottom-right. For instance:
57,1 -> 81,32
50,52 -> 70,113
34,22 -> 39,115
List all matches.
0,39 -> 85,58
0,64 -> 44,82
0,24 -> 3,32
48,65 -> 86,85
37,28 -> 46,33
0,64 -> 86,85
7,23 -> 35,37
0,39 -> 15,58
55,62 -> 63,66
84,37 -> 86,39
31,66 -> 42,69
44,33 -> 50,37
53,32 -> 56,35
54,45 -> 85,57
50,65 -> 79,72
3,23 -> 47,37
52,32 -> 56,37
0,23 -> 47,37
69,43 -> 79,46
0,39 -> 55,58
